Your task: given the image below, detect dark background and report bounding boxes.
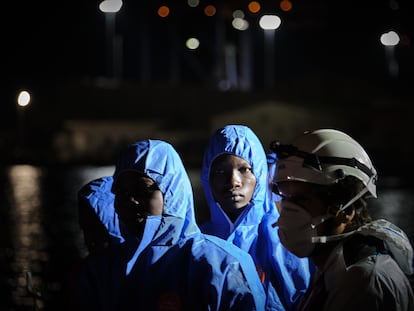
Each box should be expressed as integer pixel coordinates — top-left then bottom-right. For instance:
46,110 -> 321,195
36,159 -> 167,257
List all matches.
1,2 -> 413,310
1,0 -> 413,180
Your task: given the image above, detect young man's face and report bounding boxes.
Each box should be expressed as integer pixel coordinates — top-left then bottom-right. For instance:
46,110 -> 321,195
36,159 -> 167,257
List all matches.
113,171 -> 163,237
209,154 -> 256,219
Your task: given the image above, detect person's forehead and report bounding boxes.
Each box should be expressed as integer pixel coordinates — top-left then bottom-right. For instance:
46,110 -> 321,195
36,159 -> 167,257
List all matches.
212,153 -> 248,166
115,171 -> 154,189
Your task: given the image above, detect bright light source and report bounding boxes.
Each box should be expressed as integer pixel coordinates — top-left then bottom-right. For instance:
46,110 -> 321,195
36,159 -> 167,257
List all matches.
158,6 -> 170,18
280,0 -> 293,12
380,31 -> 400,46
248,1 -> 261,14
187,0 -> 199,8
232,18 -> 249,31
99,0 -> 123,13
186,38 -> 200,50
17,90 -> 31,107
204,5 -> 216,17
232,10 -> 245,19
259,15 -> 281,30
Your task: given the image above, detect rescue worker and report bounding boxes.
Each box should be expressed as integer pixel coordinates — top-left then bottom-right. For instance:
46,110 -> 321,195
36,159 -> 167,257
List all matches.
270,128 -> 414,310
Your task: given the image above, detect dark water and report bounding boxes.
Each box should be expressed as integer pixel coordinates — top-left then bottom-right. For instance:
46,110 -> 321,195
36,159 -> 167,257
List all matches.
0,165 -> 413,310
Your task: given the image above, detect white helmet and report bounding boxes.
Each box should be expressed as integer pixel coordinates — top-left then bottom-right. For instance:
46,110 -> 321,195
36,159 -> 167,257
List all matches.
270,129 -> 378,198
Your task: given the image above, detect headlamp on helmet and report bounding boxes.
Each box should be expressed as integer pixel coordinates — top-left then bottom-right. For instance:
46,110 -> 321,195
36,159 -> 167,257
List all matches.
269,129 -> 378,198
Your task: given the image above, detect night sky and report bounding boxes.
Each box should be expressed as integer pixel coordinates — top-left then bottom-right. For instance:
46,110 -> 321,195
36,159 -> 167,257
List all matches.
2,0 -> 413,127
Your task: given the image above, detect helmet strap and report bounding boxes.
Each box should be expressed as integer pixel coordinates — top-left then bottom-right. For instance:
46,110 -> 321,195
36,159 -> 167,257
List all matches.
312,230 -> 355,243
337,187 -> 369,213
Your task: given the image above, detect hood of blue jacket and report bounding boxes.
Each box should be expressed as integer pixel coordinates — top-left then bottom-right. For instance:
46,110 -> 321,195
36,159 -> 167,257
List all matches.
79,140 -> 198,245
200,125 -> 276,238
78,176 -> 124,244
114,139 -> 197,224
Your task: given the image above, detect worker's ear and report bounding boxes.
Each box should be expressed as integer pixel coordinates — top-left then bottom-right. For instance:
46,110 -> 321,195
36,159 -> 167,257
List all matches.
335,208 -> 355,225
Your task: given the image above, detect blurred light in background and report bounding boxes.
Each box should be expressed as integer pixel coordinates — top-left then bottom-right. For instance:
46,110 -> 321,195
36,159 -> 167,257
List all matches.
232,9 -> 249,31
380,31 -> 400,46
280,0 -> 293,12
204,5 -> 216,17
247,1 -> 261,14
99,0 -> 123,13
16,90 -> 31,152
17,90 -> 31,107
186,37 -> 200,50
187,0 -> 200,8
380,30 -> 400,78
99,0 -> 123,81
157,5 -> 170,18
259,14 -> 281,30
232,18 -> 249,31
259,15 -> 282,89
233,10 -> 245,19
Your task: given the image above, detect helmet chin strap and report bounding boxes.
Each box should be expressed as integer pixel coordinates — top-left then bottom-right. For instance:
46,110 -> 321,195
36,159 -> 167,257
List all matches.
312,230 -> 355,243
336,173 -> 376,213
310,184 -> 371,244
337,187 -> 369,213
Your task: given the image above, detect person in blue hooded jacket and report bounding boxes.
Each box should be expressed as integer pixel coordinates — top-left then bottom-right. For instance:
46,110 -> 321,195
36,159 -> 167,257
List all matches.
72,139 -> 266,311
78,176 -> 125,254
200,125 -> 312,311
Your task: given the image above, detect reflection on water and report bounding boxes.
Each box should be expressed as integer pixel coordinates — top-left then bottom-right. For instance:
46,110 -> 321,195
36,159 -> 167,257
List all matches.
7,165 -> 47,310
0,165 -> 413,310
0,165 -> 114,311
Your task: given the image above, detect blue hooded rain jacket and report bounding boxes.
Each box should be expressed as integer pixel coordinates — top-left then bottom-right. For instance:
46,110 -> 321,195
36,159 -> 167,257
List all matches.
74,139 -> 266,311
200,125 -> 312,311
78,176 -> 125,248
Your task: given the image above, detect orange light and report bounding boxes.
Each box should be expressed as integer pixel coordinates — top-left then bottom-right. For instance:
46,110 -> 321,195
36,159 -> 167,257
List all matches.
248,1 -> 261,14
204,5 -> 216,16
280,0 -> 292,12
157,5 -> 170,18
